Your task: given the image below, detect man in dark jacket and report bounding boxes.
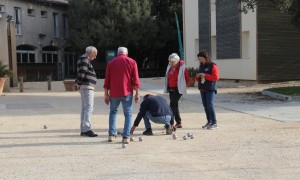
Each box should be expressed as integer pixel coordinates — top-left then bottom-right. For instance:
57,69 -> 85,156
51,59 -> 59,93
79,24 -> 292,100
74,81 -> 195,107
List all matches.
130,94 -> 175,135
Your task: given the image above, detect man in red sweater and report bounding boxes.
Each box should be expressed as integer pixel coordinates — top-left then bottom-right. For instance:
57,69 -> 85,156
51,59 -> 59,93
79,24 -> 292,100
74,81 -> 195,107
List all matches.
103,47 -> 140,144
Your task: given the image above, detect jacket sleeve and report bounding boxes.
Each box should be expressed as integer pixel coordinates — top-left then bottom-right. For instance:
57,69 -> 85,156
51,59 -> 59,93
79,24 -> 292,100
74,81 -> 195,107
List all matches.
133,100 -> 148,126
103,64 -> 111,90
184,68 -> 190,86
205,64 -> 219,81
76,59 -> 89,85
132,61 -> 140,89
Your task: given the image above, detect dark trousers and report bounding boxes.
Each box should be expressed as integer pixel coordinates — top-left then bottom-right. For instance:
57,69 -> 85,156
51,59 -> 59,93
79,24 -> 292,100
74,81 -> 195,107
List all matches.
200,91 -> 217,124
169,88 -> 182,125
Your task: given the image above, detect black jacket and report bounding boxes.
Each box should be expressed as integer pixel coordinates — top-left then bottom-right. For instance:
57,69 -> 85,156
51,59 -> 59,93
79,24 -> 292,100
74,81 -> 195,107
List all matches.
133,96 -> 173,127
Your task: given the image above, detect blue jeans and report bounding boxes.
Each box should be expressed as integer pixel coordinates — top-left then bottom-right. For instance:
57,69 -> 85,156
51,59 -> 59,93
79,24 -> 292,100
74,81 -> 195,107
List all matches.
79,88 -> 94,132
108,94 -> 133,138
200,91 -> 217,124
143,111 -> 172,129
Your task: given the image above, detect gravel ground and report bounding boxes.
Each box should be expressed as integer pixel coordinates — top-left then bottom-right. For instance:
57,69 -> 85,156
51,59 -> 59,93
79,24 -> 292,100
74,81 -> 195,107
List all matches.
0,79 -> 299,180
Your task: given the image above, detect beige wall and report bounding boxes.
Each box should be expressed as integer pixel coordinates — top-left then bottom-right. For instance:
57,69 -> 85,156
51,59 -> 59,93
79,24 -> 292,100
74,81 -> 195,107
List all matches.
0,16 -> 10,91
0,0 -> 68,82
3,0 -> 67,62
183,0 -> 199,69
183,1 -> 258,80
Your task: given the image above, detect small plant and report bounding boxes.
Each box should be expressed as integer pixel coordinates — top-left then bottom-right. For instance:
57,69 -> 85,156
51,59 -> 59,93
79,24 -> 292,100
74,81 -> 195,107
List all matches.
187,67 -> 198,77
0,60 -> 13,78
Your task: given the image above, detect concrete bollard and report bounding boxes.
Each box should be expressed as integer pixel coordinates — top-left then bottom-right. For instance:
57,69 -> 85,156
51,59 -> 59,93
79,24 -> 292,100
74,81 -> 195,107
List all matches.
19,76 -> 23,93
47,76 -> 51,91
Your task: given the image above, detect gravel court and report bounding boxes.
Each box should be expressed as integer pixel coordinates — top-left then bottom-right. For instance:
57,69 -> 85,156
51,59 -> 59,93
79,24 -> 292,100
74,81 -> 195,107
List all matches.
0,79 -> 299,179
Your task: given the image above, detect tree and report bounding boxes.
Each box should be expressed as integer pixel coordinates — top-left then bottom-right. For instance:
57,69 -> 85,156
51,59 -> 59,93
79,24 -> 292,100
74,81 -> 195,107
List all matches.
240,0 -> 300,28
68,0 -> 183,70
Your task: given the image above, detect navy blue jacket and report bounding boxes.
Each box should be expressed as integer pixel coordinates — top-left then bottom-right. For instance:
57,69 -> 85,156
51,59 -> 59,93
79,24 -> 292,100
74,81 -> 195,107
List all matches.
133,96 -> 174,127
198,63 -> 217,93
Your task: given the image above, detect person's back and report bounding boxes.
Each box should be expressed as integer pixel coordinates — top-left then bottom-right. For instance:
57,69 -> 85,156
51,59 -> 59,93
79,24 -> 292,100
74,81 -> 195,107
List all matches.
131,95 -> 174,135
142,96 -> 173,117
103,47 -> 140,144
104,53 -> 139,98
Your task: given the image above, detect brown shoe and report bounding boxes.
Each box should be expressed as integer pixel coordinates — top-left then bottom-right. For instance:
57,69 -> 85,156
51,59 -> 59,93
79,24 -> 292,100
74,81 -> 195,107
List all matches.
175,124 -> 182,128
108,135 -> 116,142
122,137 -> 129,144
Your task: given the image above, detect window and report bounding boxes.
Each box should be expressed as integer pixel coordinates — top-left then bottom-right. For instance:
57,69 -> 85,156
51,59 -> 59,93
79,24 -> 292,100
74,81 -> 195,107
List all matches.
242,31 -> 250,58
53,13 -> 60,38
211,36 -> 217,59
64,52 -> 76,77
41,11 -> 47,18
17,51 -> 35,63
28,9 -> 35,16
14,7 -> 22,35
63,15 -> 69,38
0,5 -> 5,13
42,51 -> 58,63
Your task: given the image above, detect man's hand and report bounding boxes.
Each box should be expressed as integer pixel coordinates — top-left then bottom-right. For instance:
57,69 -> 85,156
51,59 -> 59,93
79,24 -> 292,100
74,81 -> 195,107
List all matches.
130,126 -> 136,135
72,84 -> 79,91
104,95 -> 110,105
135,94 -> 140,103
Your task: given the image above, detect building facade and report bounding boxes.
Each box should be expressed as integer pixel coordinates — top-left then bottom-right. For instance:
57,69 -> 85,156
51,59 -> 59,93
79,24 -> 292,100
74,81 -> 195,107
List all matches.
183,0 -> 300,81
0,0 -> 75,85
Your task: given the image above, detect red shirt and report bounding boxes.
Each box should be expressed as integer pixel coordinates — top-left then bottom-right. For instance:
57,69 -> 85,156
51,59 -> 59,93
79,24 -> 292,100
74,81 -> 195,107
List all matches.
195,63 -> 219,82
103,54 -> 140,97
168,60 -> 189,87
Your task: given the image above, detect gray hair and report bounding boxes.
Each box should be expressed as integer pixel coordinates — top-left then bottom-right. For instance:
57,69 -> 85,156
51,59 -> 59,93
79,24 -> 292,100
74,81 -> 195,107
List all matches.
168,53 -> 180,62
86,46 -> 97,54
117,47 -> 128,55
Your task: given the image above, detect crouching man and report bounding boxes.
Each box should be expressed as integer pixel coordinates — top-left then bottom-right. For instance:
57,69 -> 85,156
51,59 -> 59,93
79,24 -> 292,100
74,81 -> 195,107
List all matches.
130,94 -> 175,135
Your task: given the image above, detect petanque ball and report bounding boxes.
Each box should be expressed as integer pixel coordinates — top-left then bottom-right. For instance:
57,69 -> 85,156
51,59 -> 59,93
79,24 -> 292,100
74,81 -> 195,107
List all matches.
139,137 -> 143,142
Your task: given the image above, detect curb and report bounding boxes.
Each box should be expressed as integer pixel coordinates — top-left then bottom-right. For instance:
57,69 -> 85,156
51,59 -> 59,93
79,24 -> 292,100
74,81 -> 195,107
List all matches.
262,90 -> 292,101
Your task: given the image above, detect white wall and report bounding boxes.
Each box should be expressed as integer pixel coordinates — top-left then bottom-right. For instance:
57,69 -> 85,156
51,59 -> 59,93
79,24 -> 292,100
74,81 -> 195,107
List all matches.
214,10 -> 257,80
183,1 -> 258,80
183,0 -> 199,68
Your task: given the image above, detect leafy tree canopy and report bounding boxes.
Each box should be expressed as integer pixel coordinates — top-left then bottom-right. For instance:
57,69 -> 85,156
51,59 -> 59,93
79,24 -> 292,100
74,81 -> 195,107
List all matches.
68,0 -> 183,68
240,0 -> 300,28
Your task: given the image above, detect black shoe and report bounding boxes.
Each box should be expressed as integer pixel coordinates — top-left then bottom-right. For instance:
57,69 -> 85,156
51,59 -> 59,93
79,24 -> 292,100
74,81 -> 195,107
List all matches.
81,130 -> 98,137
207,124 -> 218,130
143,128 -> 153,135
202,123 -> 211,129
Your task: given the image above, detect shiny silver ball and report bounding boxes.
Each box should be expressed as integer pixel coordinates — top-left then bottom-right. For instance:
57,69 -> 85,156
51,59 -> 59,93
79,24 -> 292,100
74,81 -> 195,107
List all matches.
44,125 -> 47,129
172,134 -> 177,139
187,133 -> 191,137
139,137 -> 143,142
130,137 -> 134,141
183,136 -> 187,140
190,134 -> 194,139
122,144 -> 127,148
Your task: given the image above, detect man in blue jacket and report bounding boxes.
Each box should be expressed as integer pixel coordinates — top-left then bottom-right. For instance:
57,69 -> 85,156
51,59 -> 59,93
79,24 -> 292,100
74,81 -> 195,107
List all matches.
130,94 -> 175,135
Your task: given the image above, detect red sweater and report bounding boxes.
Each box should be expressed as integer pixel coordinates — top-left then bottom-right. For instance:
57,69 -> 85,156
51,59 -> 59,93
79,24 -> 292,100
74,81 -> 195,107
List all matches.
195,63 -> 219,81
103,54 -> 140,97
168,60 -> 189,87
